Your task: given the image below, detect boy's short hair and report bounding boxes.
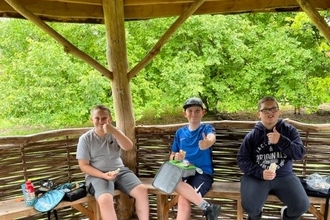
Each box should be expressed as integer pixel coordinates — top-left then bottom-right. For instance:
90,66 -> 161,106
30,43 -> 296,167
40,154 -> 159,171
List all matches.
183,97 -> 204,110
257,96 -> 279,111
91,104 -> 111,116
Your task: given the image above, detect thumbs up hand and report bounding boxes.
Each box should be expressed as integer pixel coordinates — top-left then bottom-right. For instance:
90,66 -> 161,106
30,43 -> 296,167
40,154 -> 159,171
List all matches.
199,133 -> 211,150
267,127 -> 280,144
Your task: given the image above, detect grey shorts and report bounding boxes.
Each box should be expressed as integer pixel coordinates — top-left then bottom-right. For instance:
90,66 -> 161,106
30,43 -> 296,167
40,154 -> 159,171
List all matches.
86,167 -> 142,199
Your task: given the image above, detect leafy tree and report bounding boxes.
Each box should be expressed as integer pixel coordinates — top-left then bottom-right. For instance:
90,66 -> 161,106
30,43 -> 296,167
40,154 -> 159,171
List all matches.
0,20 -> 111,126
0,12 -> 329,129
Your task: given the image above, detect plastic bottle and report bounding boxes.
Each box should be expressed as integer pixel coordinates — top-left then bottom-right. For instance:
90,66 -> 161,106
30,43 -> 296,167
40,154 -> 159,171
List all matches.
24,180 -> 36,206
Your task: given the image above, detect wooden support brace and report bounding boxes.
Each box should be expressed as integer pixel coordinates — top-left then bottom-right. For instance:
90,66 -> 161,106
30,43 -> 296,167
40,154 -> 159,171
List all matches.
308,204 -> 323,220
72,204 -> 94,220
164,195 -> 178,212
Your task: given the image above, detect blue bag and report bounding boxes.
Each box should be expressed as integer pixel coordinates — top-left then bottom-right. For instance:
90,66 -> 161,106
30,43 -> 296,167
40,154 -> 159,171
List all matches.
33,189 -> 65,212
33,179 -> 85,219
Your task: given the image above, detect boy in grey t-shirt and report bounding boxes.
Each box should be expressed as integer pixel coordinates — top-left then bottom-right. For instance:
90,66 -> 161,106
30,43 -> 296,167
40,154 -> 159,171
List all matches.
76,104 -> 149,220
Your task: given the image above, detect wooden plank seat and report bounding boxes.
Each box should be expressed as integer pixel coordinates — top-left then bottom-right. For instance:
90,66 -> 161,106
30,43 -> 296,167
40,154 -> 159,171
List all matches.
140,177 -> 243,220
0,191 -> 121,220
0,177 -> 329,220
2,178 -> 327,220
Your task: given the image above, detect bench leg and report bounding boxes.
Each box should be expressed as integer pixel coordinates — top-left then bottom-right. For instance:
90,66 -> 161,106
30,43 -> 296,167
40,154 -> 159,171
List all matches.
319,203 -> 330,220
156,194 -> 178,220
237,198 -> 243,220
309,204 -> 323,220
87,199 -> 100,220
72,204 -> 94,219
157,194 -> 168,220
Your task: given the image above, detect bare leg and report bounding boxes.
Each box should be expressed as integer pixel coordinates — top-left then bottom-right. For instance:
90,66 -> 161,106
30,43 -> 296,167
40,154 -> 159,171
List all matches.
176,195 -> 192,220
175,181 -> 204,206
97,193 -> 117,220
130,184 -> 149,220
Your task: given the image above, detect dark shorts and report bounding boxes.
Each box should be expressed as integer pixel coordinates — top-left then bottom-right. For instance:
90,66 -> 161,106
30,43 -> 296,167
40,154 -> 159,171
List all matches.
183,173 -> 214,197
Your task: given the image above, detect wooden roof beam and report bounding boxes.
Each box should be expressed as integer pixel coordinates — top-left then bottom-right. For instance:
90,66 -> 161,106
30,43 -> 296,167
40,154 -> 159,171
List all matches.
4,0 -> 113,79
2,0 -> 330,23
127,0 -> 206,79
297,0 -> 330,44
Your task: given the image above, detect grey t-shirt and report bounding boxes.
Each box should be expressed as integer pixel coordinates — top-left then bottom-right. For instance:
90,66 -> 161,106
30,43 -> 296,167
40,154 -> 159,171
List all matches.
76,129 -> 124,175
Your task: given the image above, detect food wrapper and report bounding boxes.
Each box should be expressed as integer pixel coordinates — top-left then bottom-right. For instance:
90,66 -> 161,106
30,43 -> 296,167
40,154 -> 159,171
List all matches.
108,168 -> 120,176
268,163 -> 277,172
179,150 -> 186,159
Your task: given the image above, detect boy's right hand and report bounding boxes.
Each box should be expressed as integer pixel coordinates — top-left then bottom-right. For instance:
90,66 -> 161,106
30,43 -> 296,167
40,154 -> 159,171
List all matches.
103,168 -> 120,180
174,152 -> 184,161
263,169 -> 276,180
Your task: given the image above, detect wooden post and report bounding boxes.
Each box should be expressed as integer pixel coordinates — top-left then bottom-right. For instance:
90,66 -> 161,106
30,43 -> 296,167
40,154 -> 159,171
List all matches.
103,0 -> 136,219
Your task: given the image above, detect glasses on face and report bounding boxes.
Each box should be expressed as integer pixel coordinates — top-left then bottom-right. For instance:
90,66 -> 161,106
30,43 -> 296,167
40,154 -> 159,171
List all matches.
260,107 -> 279,114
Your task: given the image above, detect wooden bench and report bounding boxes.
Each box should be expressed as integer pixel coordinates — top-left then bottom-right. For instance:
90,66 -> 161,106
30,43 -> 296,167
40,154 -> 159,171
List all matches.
0,191 -> 122,220
0,194 -> 97,220
0,120 -> 329,219
2,178 -> 327,220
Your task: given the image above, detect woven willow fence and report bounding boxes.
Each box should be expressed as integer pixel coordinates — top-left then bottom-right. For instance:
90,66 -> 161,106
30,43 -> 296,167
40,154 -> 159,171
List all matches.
0,120 -> 329,219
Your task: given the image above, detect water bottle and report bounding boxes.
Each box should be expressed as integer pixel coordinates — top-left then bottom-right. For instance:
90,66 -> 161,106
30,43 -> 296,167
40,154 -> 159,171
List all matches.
24,180 -> 36,206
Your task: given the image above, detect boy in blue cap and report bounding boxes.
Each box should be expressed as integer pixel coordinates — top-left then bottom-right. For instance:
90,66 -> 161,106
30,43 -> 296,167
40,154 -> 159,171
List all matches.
169,97 -> 221,220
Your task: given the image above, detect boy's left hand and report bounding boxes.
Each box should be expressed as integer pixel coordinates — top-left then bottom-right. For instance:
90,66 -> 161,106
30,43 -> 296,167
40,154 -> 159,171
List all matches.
103,123 -> 115,133
199,133 -> 212,150
267,127 -> 280,144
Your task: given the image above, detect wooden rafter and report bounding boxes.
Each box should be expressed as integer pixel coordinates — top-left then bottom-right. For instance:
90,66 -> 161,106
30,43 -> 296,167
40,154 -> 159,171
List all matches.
1,0 -> 330,23
128,0 -> 206,79
4,0 -> 113,80
297,0 -> 330,44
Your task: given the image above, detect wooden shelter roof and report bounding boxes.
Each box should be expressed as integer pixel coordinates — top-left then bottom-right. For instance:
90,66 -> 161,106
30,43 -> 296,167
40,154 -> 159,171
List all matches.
1,0 -> 330,23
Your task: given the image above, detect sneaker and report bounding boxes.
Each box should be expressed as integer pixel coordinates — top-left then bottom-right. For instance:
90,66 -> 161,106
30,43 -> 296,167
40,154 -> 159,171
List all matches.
203,204 -> 221,220
281,206 -> 287,219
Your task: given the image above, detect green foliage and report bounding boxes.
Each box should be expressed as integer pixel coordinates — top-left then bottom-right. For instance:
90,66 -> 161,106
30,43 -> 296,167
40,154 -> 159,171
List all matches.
0,12 -> 330,132
128,13 -> 330,113
0,19 -> 111,126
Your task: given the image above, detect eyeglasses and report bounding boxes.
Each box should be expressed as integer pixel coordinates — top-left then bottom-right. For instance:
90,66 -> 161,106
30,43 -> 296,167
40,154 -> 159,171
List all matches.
260,107 -> 279,114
